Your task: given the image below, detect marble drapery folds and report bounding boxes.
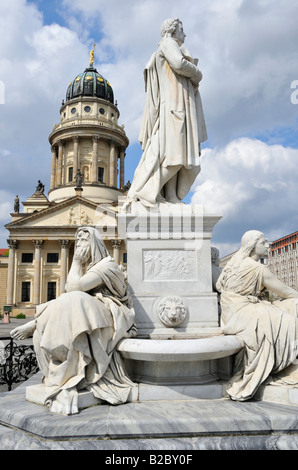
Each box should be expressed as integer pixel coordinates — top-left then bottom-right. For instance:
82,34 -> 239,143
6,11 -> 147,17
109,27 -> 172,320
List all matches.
217,231 -> 298,401
32,227 -> 136,414
126,33 -> 207,206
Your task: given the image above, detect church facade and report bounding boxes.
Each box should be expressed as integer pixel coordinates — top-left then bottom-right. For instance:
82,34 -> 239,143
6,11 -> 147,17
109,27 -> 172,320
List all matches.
4,56 -> 130,317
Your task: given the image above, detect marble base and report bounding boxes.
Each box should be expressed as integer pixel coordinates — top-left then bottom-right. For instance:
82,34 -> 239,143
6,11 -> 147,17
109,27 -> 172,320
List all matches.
256,383 -> 298,406
2,374 -> 298,450
26,383 -> 102,411
118,203 -> 222,337
24,375 -> 223,408
117,335 -> 244,386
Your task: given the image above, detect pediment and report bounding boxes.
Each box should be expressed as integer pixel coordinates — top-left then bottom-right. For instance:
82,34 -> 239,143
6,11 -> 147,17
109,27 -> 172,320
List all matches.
6,197 -> 118,229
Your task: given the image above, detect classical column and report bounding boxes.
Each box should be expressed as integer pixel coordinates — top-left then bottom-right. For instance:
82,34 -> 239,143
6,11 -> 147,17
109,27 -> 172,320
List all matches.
109,141 -> 116,187
120,147 -> 125,189
59,239 -> 70,294
111,239 -> 121,265
57,141 -> 63,186
33,240 -> 44,305
91,136 -> 99,183
6,239 -> 19,305
73,136 -> 79,177
62,143 -> 67,185
50,145 -> 57,189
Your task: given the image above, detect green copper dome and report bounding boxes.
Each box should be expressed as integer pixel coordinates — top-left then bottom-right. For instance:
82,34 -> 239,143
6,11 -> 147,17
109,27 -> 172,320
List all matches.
66,66 -> 114,104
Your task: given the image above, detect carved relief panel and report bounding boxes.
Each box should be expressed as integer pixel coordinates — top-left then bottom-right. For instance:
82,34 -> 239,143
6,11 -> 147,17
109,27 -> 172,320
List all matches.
143,249 -> 196,281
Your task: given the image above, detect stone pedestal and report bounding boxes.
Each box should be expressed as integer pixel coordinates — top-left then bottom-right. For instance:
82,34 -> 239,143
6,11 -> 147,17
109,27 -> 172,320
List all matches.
118,202 -> 222,338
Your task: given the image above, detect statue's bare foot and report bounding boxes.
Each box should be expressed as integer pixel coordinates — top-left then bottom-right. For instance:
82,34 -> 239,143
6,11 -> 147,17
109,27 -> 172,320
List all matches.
10,320 -> 36,340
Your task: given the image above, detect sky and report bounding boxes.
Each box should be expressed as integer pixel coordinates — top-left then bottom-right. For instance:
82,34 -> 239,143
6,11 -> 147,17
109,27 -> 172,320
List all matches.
0,0 -> 298,256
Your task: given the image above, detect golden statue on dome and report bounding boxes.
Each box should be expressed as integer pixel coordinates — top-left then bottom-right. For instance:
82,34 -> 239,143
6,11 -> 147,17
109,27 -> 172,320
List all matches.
90,43 -> 96,67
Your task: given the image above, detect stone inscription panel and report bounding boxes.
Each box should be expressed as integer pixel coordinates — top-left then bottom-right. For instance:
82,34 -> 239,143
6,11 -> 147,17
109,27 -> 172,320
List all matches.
143,249 -> 196,281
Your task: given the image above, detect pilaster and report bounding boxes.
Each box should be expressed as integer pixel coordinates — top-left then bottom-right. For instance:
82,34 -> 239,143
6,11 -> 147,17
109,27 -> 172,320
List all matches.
6,239 -> 19,305
33,240 -> 44,305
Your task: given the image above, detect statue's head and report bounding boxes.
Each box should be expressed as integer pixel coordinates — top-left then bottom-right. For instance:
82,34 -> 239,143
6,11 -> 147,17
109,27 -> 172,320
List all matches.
240,230 -> 266,257
240,230 -> 269,260
75,226 -> 109,266
75,227 -> 92,263
161,18 -> 185,45
211,247 -> 220,265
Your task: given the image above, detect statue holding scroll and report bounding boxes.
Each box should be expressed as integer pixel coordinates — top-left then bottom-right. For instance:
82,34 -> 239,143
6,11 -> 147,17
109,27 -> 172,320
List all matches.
126,17 -> 207,207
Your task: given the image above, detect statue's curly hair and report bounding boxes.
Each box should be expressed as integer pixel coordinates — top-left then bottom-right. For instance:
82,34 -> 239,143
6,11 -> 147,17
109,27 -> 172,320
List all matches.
160,17 -> 180,38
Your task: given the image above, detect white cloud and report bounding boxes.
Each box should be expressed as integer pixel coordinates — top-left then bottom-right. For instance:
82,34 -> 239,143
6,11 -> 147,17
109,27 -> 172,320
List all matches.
192,138 -> 298,255
1,0 -> 298,251
0,190 -> 15,224
61,0 -> 298,145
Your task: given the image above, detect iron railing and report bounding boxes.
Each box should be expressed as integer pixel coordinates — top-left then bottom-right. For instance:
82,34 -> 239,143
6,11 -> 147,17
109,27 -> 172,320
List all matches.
0,337 -> 39,391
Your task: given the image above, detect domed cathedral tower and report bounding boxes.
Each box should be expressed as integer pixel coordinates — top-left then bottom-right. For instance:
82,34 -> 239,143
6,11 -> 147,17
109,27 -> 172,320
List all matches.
4,47 -> 129,316
49,46 -> 128,204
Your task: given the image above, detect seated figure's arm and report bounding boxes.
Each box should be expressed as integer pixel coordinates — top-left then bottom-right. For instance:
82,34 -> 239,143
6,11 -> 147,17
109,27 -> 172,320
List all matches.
262,267 -> 298,299
65,246 -> 104,293
66,270 -> 103,293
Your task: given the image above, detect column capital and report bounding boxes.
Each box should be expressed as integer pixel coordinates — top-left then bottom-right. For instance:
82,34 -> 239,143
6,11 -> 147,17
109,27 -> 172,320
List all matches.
73,136 -> 79,142
7,239 -> 19,250
51,145 -> 57,152
33,239 -> 44,248
57,139 -> 65,151
93,135 -> 100,142
59,239 -> 71,248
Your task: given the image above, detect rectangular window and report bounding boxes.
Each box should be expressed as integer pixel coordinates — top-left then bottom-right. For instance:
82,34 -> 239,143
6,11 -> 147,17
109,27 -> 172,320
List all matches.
47,253 -> 59,263
47,282 -> 56,301
21,282 -> 30,302
123,253 -> 127,264
98,167 -> 104,183
21,253 -> 33,263
68,167 -> 73,182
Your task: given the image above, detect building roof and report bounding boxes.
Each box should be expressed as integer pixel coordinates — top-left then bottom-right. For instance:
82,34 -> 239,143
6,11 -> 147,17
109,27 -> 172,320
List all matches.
66,66 -> 114,104
270,230 -> 298,250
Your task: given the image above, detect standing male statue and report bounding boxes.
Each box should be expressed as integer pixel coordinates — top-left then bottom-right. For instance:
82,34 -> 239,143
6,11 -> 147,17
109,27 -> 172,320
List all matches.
126,18 -> 207,207
75,169 -> 83,188
14,195 -> 20,213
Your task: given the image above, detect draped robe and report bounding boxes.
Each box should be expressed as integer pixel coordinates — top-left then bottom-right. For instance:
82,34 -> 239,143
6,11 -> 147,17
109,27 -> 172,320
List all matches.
218,257 -> 298,401
126,37 -> 207,206
33,255 -> 136,414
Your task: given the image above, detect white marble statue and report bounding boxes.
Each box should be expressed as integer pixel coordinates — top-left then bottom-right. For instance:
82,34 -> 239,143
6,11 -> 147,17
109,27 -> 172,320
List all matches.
216,230 -> 298,401
11,227 -> 136,414
126,17 -> 207,207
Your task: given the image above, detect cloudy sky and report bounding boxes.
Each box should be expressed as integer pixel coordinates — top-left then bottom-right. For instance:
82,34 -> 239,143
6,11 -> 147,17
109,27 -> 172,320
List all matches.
0,0 -> 298,256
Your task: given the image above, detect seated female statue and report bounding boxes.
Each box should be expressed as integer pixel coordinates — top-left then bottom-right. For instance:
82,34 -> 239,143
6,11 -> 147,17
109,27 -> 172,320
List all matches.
11,227 -> 136,414
216,230 -> 298,401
